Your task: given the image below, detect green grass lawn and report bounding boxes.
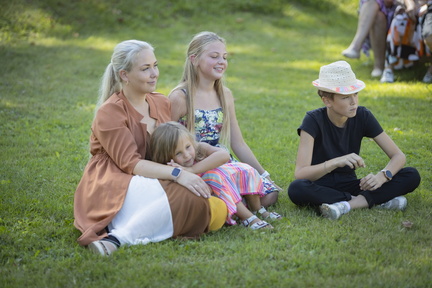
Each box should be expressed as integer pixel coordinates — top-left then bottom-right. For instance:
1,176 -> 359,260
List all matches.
1,0 -> 431,287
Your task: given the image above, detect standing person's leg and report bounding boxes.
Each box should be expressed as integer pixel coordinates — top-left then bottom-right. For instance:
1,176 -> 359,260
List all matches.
422,9 -> 432,83
369,9 -> 388,76
343,0 -> 380,58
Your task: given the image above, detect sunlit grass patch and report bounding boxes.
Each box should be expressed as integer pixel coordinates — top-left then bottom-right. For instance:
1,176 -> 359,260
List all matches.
1,0 -> 431,287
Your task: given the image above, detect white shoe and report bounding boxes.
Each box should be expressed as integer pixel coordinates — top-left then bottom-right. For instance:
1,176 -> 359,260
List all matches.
319,202 -> 349,220
342,48 -> 360,59
371,68 -> 383,77
393,60 -> 404,70
404,61 -> 414,69
378,196 -> 407,210
423,71 -> 432,83
87,240 -> 118,256
380,69 -> 394,83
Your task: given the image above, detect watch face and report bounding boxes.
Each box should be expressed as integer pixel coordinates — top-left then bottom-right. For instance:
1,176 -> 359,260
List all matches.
385,170 -> 392,179
172,168 -> 181,177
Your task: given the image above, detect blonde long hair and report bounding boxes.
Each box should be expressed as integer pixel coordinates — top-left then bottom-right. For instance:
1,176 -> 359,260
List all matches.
96,40 -> 154,111
151,121 -> 205,165
171,31 -> 231,148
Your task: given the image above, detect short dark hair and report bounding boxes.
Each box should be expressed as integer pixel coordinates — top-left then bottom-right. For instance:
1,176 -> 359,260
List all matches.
317,90 -> 334,99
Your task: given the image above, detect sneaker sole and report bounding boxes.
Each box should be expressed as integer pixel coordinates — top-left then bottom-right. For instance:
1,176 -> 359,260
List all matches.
319,204 -> 340,220
378,196 -> 408,210
87,240 -> 117,256
87,241 -> 106,255
342,50 -> 360,59
396,196 -> 408,210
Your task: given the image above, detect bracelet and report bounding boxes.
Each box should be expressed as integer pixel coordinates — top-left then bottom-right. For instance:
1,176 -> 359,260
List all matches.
261,170 -> 270,178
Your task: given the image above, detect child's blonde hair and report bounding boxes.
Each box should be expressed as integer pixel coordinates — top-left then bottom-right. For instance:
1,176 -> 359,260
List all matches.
151,121 -> 204,165
171,31 -> 231,148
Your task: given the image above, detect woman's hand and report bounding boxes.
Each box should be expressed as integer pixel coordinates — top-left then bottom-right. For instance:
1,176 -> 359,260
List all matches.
334,153 -> 366,170
176,170 -> 212,198
359,172 -> 386,191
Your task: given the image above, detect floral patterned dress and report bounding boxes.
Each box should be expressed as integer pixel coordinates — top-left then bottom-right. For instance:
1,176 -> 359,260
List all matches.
180,108 -> 224,147
179,108 -> 279,194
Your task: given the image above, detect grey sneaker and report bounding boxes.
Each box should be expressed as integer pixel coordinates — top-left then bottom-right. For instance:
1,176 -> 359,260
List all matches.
319,202 -> 349,220
378,196 -> 407,210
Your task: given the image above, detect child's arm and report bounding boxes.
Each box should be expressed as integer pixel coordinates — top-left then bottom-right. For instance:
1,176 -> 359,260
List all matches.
295,130 -> 365,181
359,131 -> 406,191
189,142 -> 230,174
168,89 -> 188,121
225,89 -> 265,174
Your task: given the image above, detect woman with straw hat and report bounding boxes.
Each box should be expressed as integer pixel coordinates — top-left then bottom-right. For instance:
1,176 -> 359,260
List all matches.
287,61 -> 420,220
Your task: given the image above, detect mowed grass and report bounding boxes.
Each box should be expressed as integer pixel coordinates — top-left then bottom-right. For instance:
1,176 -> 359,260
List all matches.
1,0 -> 431,287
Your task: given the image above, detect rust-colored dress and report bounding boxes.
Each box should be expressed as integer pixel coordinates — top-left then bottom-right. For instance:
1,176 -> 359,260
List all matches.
74,91 -> 212,246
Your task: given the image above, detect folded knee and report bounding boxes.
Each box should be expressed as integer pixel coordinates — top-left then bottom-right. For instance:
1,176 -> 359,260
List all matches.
287,179 -> 310,203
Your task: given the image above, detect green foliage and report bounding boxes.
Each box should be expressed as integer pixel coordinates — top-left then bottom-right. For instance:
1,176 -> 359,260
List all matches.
1,0 -> 431,287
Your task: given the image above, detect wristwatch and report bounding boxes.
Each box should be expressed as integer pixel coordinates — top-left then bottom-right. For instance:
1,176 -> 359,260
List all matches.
381,169 -> 393,181
171,168 -> 182,182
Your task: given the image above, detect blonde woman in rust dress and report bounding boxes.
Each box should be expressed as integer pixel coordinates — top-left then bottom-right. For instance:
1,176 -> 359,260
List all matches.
74,40 -> 226,256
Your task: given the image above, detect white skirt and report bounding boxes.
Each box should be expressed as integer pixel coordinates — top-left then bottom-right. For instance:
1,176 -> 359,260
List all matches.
108,175 -> 174,246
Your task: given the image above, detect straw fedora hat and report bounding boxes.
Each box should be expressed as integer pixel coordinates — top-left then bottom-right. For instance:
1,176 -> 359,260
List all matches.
312,61 -> 365,95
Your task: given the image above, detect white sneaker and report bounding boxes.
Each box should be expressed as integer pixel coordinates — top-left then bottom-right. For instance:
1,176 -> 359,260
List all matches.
393,60 -> 404,70
371,68 -> 383,77
380,69 -> 394,83
319,202 -> 349,220
87,240 -> 118,256
378,196 -> 407,210
422,71 -> 432,83
342,48 -> 360,59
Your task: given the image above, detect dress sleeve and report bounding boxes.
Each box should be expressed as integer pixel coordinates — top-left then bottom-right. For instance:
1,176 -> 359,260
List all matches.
92,102 -> 141,174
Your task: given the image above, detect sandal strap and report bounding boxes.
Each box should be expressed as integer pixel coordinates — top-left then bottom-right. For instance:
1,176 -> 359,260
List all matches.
257,206 -> 282,220
257,207 -> 267,215
249,220 -> 271,230
242,215 -> 258,227
267,211 -> 282,220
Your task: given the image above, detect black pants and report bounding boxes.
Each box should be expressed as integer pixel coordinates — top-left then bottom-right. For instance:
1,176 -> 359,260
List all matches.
288,167 -> 421,208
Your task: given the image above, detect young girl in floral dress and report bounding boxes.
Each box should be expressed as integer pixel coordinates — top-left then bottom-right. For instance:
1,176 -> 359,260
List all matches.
169,31 -> 281,208
151,122 -> 282,229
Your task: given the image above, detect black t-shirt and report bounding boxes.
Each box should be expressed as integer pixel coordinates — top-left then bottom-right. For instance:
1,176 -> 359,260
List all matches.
298,106 -> 383,174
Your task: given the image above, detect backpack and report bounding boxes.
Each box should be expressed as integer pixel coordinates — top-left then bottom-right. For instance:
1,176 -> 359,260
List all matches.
386,8 -> 426,69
